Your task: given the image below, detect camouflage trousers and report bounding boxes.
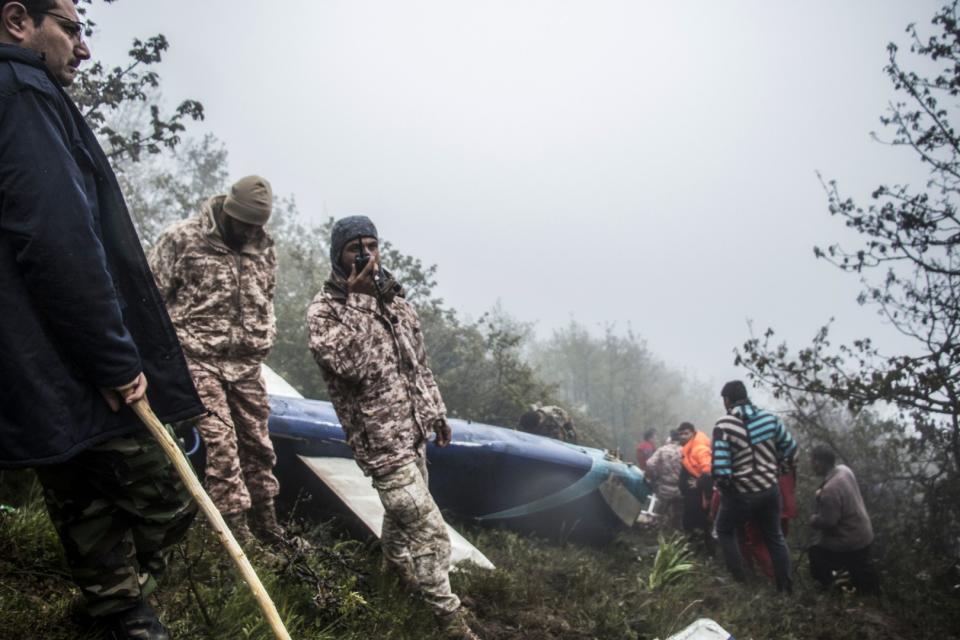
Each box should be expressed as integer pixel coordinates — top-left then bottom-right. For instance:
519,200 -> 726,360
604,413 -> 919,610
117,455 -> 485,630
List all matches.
35,428 -> 197,617
191,367 -> 279,515
373,454 -> 460,617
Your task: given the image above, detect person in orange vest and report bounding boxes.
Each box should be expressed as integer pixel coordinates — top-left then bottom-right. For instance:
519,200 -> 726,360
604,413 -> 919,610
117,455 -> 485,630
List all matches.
676,422 -> 713,555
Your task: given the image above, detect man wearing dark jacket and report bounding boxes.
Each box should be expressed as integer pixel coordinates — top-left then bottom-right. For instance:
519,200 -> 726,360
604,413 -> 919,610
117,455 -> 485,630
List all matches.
0,2 -> 204,638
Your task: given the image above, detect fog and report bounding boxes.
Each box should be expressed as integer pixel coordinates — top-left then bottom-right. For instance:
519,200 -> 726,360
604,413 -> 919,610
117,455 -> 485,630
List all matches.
87,0 -> 940,386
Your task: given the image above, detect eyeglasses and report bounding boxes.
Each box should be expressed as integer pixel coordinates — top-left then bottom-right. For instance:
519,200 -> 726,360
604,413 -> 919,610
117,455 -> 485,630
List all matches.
38,10 -> 85,43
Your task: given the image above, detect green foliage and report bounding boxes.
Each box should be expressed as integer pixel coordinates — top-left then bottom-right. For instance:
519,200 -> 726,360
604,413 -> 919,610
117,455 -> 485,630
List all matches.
531,320 -> 717,455
157,519 -> 380,640
0,472 -> 65,574
70,1 -> 204,162
454,528 -> 643,639
646,533 -> 695,591
420,304 -> 554,426
62,2 -> 214,248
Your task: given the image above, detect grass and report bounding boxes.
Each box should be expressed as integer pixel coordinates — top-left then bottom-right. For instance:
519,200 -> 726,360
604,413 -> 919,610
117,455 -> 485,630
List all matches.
2,469 -> 959,640
645,533 -> 695,591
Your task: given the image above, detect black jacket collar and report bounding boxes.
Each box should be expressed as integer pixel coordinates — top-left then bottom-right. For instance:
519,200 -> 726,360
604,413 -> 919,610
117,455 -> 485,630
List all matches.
0,42 -> 46,68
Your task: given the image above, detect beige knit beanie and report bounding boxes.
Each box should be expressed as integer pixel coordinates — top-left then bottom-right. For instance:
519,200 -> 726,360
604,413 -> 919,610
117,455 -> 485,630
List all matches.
222,175 -> 273,225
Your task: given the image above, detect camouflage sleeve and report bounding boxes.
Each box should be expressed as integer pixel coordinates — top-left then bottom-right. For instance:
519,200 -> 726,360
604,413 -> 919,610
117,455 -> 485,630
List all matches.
307,293 -> 377,384
265,246 -> 278,342
147,229 -> 181,305
410,307 -> 447,417
266,248 -> 278,300
645,450 -> 662,481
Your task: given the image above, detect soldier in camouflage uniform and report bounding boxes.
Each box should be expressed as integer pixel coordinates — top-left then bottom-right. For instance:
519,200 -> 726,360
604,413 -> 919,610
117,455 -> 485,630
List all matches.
644,430 -> 684,529
308,216 -> 480,640
149,176 -> 287,546
518,403 -> 578,443
1,3 -> 205,637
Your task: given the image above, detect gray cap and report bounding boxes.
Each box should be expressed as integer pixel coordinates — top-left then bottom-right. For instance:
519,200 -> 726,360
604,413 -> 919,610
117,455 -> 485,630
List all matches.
330,215 -> 378,276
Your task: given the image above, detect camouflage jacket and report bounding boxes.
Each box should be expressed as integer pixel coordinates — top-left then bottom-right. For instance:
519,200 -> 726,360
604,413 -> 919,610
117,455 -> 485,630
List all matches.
307,274 -> 446,477
645,442 -> 682,500
521,405 -> 578,443
148,196 -> 276,381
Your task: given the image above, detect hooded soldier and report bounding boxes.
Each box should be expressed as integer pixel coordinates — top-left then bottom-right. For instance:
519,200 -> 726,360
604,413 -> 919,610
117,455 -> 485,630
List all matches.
307,215 -> 480,640
149,176 -> 289,547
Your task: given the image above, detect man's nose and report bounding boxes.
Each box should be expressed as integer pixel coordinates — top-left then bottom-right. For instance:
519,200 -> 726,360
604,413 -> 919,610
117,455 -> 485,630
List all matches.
75,40 -> 91,61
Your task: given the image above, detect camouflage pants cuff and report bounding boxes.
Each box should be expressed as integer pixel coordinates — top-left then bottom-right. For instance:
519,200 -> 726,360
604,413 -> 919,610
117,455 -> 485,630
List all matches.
84,575 -> 152,618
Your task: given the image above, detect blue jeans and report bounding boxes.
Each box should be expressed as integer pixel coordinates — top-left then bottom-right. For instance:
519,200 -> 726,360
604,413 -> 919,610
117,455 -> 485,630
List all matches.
715,484 -> 792,592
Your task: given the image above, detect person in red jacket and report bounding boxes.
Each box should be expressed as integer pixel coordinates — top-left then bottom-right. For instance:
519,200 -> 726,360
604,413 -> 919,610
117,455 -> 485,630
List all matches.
677,422 -> 713,554
635,429 -> 657,471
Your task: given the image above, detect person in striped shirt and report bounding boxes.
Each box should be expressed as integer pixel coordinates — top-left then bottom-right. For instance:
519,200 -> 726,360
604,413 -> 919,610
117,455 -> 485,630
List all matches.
712,380 -> 797,593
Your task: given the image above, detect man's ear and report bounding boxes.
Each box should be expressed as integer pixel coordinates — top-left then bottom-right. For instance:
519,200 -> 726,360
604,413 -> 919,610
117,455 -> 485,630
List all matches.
1,3 -> 32,44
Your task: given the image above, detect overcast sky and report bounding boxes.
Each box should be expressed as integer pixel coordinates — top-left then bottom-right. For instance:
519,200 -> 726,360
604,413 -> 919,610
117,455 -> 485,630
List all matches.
88,1 -> 941,387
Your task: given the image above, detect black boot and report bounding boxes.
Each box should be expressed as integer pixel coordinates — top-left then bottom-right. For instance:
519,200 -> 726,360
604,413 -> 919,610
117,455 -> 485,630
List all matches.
438,607 -> 482,640
250,500 -> 311,551
224,510 -> 283,565
223,511 -> 256,547
103,601 -> 170,640
249,499 -> 286,546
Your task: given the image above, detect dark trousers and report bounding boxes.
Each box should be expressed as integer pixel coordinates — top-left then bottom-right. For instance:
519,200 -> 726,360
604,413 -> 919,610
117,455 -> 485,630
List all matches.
679,468 -> 713,555
35,429 -> 197,616
808,544 -> 880,595
715,484 -> 791,592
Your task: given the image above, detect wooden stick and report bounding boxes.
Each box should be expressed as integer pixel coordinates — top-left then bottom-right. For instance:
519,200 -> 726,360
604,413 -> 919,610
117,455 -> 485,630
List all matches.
132,399 -> 293,640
